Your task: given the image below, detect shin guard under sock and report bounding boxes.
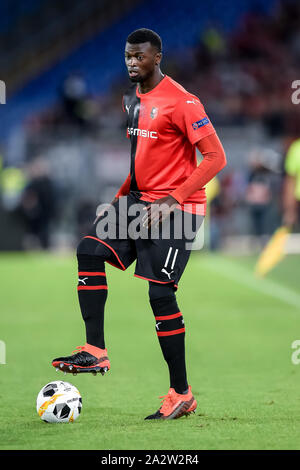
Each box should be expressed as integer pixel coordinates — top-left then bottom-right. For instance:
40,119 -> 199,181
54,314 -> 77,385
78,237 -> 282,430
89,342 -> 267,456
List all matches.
77,254 -> 107,349
150,294 -> 188,394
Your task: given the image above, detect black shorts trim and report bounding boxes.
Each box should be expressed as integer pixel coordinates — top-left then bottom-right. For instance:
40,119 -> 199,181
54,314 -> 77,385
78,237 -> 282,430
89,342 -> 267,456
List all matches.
83,236 -> 126,271
134,274 -> 178,290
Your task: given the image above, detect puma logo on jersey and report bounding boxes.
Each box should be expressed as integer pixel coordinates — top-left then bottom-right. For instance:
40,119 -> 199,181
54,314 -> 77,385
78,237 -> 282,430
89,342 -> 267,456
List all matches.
78,277 -> 88,285
161,268 -> 174,279
186,99 -> 199,105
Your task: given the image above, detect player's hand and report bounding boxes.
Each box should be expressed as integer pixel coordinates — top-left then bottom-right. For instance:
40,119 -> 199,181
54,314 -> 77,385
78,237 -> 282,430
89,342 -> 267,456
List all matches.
142,195 -> 178,229
93,197 -> 119,224
111,196 -> 119,206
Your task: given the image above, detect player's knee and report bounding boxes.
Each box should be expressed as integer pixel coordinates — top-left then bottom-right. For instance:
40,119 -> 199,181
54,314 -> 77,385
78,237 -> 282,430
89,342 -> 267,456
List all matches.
148,283 -> 183,335
77,237 -> 92,257
76,237 -> 111,260
148,281 -> 175,303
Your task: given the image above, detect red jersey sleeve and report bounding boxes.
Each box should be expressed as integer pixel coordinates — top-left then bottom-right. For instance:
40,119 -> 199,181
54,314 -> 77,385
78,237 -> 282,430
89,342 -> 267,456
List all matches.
171,96 -> 216,145
170,133 -> 226,204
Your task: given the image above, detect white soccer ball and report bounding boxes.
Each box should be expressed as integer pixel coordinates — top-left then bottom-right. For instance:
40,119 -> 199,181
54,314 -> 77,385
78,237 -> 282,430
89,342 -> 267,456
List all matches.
36,381 -> 82,423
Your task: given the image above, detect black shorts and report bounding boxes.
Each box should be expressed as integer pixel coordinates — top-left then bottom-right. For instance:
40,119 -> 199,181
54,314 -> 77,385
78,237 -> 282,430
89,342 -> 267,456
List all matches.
82,192 -> 204,290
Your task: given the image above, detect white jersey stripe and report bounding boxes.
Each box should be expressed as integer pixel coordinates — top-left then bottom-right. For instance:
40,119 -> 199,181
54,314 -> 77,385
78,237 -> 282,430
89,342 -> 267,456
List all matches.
164,247 -> 173,268
171,249 -> 179,270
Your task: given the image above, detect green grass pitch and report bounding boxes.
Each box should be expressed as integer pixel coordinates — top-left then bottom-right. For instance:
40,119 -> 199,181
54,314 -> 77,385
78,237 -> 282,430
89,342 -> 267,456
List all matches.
0,251 -> 300,450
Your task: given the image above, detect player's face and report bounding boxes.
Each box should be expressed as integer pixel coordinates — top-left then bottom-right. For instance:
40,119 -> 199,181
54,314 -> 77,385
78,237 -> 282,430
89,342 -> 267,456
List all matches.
125,42 -> 161,83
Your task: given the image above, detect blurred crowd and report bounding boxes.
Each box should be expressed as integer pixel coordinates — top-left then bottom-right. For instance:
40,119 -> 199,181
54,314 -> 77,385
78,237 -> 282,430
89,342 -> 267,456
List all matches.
1,0 -> 300,251
187,0 -> 300,137
23,1 -> 300,137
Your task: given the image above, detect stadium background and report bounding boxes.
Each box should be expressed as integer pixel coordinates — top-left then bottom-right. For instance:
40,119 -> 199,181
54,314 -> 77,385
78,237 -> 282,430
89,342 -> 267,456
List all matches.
1,0 -> 300,451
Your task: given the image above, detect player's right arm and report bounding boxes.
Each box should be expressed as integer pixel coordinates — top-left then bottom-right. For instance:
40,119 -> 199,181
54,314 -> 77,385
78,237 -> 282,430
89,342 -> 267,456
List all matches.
94,174 -> 131,224
114,172 -> 131,201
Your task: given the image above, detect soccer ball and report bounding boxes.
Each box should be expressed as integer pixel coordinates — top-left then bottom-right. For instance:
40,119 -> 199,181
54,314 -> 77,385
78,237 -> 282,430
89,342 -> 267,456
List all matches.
36,381 -> 82,423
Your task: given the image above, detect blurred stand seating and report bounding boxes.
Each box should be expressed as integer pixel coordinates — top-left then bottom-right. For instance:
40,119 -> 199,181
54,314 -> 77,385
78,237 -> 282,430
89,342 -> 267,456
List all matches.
19,157 -> 56,250
0,0 -> 142,95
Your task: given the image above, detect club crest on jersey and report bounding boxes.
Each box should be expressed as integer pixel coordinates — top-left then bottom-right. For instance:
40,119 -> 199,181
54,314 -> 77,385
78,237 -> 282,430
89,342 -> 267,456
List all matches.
150,107 -> 158,119
192,117 -> 209,130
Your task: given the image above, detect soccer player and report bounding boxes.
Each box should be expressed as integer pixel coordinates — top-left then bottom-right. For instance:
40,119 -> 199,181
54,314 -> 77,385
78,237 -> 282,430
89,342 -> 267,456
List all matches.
52,28 -> 227,420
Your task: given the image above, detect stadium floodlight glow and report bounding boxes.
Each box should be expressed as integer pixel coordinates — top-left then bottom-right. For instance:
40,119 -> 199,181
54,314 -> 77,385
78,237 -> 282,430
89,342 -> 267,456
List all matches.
0,80 -> 6,104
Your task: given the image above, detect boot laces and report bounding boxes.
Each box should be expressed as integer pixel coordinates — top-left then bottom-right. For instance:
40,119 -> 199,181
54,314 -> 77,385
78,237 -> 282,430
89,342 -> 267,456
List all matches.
159,390 -> 177,414
72,345 -> 85,355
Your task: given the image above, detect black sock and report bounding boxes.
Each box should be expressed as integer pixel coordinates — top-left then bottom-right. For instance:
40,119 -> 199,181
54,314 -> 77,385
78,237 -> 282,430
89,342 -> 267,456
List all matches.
150,294 -> 188,394
77,254 -> 107,349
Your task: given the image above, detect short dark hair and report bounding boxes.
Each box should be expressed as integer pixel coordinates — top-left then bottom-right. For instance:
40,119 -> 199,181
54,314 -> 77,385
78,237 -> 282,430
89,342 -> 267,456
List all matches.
127,28 -> 162,52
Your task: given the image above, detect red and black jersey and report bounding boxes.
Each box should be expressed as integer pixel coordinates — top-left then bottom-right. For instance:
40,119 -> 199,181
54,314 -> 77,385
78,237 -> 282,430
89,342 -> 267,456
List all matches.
122,75 -> 217,215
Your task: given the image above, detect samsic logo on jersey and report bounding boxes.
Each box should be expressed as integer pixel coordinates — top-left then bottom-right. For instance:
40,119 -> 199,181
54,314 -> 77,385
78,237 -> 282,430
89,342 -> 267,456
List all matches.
192,117 -> 209,130
127,127 -> 158,139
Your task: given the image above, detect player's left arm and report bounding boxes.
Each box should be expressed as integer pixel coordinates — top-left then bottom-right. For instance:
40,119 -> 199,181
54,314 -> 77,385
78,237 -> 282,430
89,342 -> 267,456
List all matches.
170,132 -> 226,204
142,97 -> 226,228
142,134 -> 226,227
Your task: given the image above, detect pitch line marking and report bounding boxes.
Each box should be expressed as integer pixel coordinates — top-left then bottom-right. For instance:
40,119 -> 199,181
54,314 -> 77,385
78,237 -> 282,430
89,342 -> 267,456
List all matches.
201,256 -> 300,310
